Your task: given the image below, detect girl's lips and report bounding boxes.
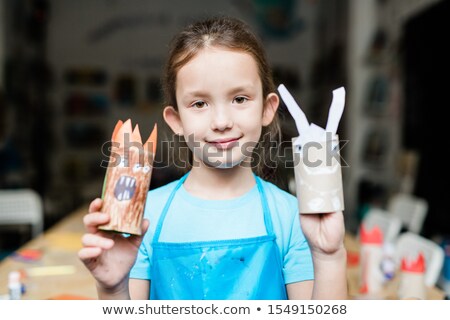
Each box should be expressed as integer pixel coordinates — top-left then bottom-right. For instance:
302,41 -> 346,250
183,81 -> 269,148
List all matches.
207,137 -> 241,149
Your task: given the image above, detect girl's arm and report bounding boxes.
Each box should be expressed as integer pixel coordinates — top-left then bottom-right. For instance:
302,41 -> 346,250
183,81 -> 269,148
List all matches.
298,211 -> 348,299
129,279 -> 151,299
286,280 -> 314,299
309,247 -> 347,299
96,273 -> 150,300
286,247 -> 347,299
97,279 -> 131,300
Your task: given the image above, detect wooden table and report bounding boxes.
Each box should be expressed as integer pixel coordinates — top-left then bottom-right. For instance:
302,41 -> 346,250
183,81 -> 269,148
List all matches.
0,205 -> 97,299
344,234 -> 445,300
1,207 -> 444,300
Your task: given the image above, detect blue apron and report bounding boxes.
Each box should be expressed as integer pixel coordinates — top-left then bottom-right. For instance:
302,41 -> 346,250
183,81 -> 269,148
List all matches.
150,173 -> 287,299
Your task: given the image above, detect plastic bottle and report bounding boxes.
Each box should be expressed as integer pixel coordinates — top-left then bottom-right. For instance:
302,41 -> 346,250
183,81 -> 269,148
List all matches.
8,271 -> 22,300
381,242 -> 396,283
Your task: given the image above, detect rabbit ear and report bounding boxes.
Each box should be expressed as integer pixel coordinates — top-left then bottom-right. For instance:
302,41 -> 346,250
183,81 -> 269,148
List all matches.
111,120 -> 124,142
325,87 -> 345,135
277,84 -> 309,138
132,124 -> 142,144
145,123 -> 158,155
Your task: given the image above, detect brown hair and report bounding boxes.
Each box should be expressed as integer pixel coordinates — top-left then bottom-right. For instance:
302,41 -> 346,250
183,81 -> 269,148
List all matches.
162,16 -> 281,181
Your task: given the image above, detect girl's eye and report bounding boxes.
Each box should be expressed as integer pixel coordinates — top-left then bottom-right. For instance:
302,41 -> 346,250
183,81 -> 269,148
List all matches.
192,101 -> 207,109
233,96 -> 248,104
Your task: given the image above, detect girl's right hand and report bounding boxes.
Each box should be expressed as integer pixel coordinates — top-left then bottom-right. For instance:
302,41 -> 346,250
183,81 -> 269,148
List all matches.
78,198 -> 149,293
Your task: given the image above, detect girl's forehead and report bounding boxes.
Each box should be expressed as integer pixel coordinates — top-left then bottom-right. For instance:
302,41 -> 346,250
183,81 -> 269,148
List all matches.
176,47 -> 261,91
182,46 -> 257,69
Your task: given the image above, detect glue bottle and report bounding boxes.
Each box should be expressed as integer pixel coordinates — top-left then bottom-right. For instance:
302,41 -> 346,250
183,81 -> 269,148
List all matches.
8,271 -> 22,300
381,242 -> 396,283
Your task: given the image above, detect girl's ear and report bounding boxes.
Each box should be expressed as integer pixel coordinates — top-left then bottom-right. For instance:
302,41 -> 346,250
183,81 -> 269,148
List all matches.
163,106 -> 184,135
262,93 -> 279,126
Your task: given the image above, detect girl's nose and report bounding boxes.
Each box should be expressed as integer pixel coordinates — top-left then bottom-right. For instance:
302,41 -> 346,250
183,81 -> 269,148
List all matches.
210,106 -> 234,131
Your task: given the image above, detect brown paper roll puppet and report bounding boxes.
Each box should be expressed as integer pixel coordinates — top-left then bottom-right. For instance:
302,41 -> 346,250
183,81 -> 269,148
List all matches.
99,119 -> 157,235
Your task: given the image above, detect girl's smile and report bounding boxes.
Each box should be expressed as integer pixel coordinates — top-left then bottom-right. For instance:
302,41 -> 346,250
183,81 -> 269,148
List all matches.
206,136 -> 242,150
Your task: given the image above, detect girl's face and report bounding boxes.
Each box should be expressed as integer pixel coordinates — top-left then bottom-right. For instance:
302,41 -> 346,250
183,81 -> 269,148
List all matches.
164,47 -> 278,169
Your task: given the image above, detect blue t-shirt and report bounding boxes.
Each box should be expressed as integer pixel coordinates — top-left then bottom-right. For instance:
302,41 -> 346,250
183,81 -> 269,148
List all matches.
130,177 -> 314,285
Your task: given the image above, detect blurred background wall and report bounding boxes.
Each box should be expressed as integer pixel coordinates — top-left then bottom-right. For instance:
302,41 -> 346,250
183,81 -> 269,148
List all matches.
1,0 -> 449,250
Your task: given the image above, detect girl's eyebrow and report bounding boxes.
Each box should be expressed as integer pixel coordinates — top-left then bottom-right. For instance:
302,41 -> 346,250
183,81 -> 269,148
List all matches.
184,85 -> 256,97
183,90 -> 210,99
227,85 -> 256,95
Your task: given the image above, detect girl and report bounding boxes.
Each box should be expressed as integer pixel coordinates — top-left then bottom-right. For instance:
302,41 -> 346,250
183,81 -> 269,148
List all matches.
79,16 -> 347,300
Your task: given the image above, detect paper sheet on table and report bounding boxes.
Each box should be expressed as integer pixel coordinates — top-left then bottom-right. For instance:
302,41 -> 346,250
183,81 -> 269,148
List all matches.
45,232 -> 84,251
25,265 -> 77,277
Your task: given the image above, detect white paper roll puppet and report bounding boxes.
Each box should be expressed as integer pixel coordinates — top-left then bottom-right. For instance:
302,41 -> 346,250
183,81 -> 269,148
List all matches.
398,252 -> 426,299
278,85 -> 345,214
359,224 -> 384,295
99,119 -> 157,235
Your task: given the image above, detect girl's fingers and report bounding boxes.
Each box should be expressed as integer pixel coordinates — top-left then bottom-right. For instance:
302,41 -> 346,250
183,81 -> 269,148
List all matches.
82,233 -> 114,249
83,212 -> 110,234
78,247 -> 102,261
141,219 -> 150,235
89,198 -> 103,213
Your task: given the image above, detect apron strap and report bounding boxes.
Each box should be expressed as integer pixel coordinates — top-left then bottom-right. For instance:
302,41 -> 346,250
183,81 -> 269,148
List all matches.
152,172 -> 189,243
255,175 -> 275,236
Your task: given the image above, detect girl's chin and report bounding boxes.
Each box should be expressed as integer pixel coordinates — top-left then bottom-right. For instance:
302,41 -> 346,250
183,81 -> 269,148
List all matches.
214,160 -> 243,169
202,157 -> 245,169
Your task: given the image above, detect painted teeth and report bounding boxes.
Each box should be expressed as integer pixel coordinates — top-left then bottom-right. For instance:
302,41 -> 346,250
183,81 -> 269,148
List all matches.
114,175 -> 137,201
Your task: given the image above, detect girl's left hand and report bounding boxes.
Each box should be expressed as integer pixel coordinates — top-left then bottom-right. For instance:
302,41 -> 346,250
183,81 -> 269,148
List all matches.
300,211 -> 345,256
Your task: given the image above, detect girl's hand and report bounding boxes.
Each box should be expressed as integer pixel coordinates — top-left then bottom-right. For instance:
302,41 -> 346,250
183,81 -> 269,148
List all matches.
78,198 -> 149,293
299,211 -> 345,256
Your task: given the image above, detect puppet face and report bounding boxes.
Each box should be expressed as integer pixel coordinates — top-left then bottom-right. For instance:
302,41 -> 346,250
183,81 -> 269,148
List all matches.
113,148 -> 151,201
293,138 -> 344,213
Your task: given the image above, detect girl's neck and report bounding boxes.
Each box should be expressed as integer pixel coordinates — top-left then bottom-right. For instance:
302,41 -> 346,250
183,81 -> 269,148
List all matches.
184,164 -> 256,200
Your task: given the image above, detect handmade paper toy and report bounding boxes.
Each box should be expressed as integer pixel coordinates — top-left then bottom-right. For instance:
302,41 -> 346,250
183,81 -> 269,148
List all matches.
398,252 -> 426,299
359,224 -> 384,295
278,84 -> 345,213
99,119 -> 157,235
